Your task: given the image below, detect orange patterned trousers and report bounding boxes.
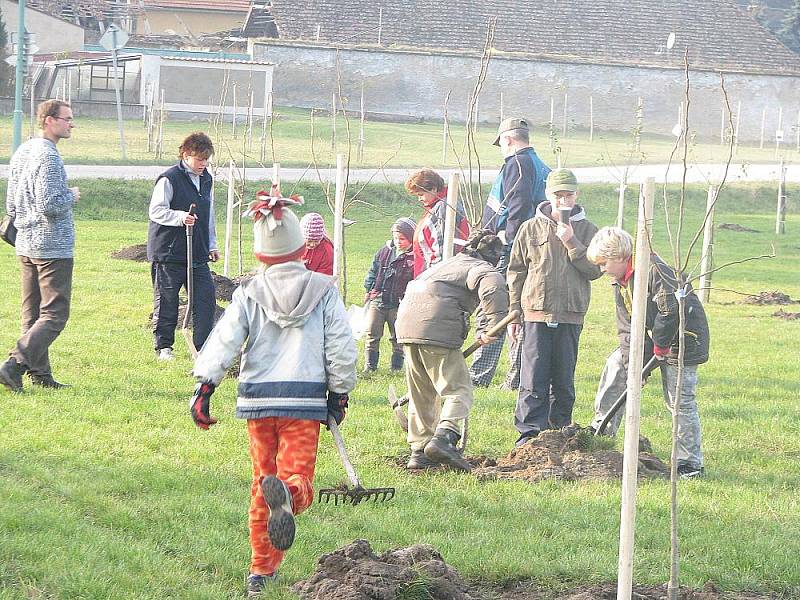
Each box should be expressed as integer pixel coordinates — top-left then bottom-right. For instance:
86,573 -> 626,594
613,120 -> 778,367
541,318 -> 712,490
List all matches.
247,417 -> 321,575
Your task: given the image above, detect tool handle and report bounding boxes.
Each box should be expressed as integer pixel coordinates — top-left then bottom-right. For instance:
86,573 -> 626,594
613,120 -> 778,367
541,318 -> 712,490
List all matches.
182,203 -> 198,349
462,309 -> 520,358
327,417 -> 362,489
595,354 -> 660,435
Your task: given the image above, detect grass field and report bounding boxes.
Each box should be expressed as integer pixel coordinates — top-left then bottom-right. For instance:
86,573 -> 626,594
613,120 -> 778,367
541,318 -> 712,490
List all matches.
1,108 -> 798,170
0,179 -> 798,599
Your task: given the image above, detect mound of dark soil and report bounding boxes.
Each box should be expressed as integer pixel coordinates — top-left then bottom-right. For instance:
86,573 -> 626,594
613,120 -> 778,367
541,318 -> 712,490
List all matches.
773,309 -> 800,320
743,291 -> 795,305
294,541 -> 777,600
111,244 -> 148,261
211,272 -> 249,302
472,426 -> 668,483
292,539 -> 482,600
718,223 -> 759,233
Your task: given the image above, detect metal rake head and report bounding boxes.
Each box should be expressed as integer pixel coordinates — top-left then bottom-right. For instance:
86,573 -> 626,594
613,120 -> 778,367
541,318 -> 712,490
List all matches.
317,485 -> 396,506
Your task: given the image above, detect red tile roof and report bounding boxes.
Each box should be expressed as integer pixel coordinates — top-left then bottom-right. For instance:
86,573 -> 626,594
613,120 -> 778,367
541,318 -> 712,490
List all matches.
143,0 -> 251,12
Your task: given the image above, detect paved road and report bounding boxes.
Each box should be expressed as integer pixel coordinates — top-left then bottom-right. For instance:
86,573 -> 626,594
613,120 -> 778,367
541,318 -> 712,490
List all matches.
0,162 -> 796,184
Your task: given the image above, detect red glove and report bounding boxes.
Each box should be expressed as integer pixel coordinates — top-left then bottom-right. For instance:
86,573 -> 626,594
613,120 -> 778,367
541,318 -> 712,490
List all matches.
653,345 -> 670,359
190,382 -> 218,430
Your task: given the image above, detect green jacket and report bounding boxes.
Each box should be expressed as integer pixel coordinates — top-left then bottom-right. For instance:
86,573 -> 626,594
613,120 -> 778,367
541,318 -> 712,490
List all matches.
396,253 -> 509,349
507,203 -> 601,325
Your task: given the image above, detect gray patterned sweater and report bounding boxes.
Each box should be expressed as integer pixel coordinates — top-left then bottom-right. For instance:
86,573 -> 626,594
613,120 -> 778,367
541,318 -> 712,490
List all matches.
6,138 -> 76,259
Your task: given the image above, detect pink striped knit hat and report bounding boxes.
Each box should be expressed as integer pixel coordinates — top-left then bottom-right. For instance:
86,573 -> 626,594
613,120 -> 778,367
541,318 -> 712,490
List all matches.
300,212 -> 327,242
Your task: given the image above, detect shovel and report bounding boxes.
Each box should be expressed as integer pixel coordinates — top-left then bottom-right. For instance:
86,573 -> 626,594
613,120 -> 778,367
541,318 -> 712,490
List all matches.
388,310 -> 521,450
318,417 -> 396,506
594,355 -> 659,436
182,204 -> 198,359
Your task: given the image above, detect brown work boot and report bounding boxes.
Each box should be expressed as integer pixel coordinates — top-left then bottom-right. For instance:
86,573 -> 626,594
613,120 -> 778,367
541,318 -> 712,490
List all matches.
0,357 -> 26,392
406,449 -> 439,470
424,427 -> 471,472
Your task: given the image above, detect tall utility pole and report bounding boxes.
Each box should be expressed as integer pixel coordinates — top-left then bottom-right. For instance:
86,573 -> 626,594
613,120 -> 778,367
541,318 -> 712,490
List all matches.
12,0 -> 26,152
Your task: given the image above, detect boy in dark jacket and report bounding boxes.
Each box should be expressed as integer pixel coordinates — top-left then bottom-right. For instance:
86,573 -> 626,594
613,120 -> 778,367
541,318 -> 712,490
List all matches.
362,217 -> 416,373
586,226 -> 709,479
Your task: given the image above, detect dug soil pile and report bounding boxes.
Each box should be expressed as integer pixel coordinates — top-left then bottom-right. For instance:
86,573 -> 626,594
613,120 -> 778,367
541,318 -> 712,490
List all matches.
111,244 -> 148,261
743,291 -> 796,305
293,540 -> 777,599
718,223 -> 759,233
773,309 -> 800,320
471,425 -> 669,482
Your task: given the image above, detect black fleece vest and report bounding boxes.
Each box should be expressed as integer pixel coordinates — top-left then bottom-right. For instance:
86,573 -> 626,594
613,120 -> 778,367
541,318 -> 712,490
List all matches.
147,163 -> 213,264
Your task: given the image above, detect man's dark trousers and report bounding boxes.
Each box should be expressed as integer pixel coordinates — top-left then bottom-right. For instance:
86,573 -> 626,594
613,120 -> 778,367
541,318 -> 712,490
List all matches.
151,261 -> 215,352
515,321 -> 582,441
11,257 -> 74,376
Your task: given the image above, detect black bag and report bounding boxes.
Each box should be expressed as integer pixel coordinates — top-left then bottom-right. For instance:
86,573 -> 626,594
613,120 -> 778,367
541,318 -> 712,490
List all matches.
0,214 -> 17,246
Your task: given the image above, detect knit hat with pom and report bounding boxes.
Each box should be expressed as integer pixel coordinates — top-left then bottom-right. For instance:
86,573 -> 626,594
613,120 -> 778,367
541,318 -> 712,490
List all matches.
245,192 -> 306,265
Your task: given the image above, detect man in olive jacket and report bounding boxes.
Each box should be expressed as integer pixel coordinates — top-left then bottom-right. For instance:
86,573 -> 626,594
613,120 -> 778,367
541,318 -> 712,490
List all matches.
507,169 -> 602,445
396,231 -> 508,471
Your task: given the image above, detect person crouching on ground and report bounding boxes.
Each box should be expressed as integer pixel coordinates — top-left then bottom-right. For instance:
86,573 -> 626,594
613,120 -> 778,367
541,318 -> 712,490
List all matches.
586,226 -> 709,479
506,168 -> 602,446
300,212 -> 334,275
188,194 -> 357,597
147,132 -> 219,361
395,230 -> 509,471
362,217 -> 416,374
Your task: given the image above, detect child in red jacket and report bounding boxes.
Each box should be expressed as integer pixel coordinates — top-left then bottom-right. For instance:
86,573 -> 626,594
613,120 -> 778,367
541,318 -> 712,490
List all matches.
300,212 -> 334,275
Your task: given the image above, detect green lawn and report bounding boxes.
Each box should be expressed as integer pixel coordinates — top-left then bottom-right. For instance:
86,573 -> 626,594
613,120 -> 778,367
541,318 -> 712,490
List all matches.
1,108 -> 797,170
0,181 -> 798,599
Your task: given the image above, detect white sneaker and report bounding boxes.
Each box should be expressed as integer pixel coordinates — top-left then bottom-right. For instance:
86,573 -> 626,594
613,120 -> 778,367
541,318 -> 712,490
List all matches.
158,348 -> 175,361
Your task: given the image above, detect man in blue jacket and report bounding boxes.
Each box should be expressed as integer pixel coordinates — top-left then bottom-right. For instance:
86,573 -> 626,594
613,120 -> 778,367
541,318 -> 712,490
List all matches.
471,117 -> 550,390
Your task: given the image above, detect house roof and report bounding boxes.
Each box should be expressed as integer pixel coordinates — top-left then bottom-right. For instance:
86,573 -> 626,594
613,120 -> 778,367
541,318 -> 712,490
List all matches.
142,0 -> 251,12
266,0 -> 800,76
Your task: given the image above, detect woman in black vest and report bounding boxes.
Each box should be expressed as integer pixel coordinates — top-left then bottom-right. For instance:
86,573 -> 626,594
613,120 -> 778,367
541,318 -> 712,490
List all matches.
147,132 -> 219,360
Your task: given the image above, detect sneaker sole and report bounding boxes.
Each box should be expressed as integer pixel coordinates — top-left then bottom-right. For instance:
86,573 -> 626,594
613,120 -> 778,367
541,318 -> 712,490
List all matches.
424,442 -> 472,472
262,476 -> 295,551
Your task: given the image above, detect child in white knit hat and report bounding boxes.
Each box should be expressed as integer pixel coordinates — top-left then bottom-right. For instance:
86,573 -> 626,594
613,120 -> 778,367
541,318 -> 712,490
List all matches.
189,191 -> 357,597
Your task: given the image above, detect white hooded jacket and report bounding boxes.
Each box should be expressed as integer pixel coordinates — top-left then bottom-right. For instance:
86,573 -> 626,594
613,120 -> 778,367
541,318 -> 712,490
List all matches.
193,261 -> 357,420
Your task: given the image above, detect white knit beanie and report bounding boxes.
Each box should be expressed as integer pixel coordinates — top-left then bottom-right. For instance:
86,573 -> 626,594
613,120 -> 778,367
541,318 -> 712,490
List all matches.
245,194 -> 306,265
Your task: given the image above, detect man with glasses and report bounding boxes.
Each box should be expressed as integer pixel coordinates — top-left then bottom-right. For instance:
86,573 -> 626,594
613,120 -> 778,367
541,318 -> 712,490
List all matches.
1,100 -> 80,392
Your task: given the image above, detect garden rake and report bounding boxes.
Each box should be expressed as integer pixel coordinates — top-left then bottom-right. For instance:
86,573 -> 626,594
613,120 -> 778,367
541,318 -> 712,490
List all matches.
318,417 -> 395,506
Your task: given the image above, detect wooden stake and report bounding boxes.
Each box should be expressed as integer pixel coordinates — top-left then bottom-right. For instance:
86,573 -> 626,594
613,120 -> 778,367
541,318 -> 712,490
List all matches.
333,153 -> 346,283
442,99 -> 448,164
616,166 -> 628,229
499,91 -> 504,122
635,97 -> 643,152
442,173 -> 460,261
775,105 -> 783,158
698,185 -> 717,304
358,82 -> 365,162
223,159 -> 235,277
247,90 -> 255,151
377,7 -> 383,45
562,91 -> 568,137
157,88 -> 165,160
589,95 -> 594,143
616,177 -> 654,600
720,98 -> 726,145
734,100 -> 741,155
272,162 -> 281,190
232,83 -> 237,139
331,91 -> 336,150
796,108 -> 800,152
760,106 -> 766,149
776,159 -> 786,235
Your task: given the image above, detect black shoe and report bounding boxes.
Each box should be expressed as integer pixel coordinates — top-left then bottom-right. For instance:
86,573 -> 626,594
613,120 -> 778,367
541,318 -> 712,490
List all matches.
424,427 -> 472,472
246,572 -> 277,597
406,449 -> 439,470
390,352 -> 404,372
676,463 -> 705,479
363,350 -> 379,374
30,374 -> 71,389
0,358 -> 26,392
262,475 -> 295,551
